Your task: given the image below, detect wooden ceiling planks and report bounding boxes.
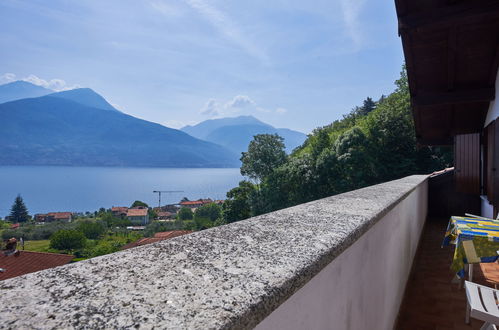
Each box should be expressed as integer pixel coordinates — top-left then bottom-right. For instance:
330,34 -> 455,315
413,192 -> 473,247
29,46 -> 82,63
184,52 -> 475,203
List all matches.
395,0 -> 499,145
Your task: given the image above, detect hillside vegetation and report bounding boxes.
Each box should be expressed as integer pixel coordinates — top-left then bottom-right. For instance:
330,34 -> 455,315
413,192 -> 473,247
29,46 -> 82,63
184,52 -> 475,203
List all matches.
222,66 -> 452,221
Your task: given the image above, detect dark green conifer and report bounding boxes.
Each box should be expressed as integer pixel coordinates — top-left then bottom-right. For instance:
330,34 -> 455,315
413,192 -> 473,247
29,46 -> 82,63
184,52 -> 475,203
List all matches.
9,195 -> 29,223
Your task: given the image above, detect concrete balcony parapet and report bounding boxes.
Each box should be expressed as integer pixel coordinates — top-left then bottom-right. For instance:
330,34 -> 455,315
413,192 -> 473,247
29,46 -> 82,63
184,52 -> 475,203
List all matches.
0,175 -> 429,329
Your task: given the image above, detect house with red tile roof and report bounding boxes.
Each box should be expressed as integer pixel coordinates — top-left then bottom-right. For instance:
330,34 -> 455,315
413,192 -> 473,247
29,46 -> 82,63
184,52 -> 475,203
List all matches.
34,212 -> 73,223
179,199 -> 213,209
111,207 -> 128,218
48,212 -> 72,222
126,207 -> 149,225
121,230 -> 192,250
0,251 -> 74,281
156,211 -> 173,220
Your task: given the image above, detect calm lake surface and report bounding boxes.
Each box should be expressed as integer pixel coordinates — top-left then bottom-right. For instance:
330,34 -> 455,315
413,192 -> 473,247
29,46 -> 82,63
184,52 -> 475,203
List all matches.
0,166 -> 243,217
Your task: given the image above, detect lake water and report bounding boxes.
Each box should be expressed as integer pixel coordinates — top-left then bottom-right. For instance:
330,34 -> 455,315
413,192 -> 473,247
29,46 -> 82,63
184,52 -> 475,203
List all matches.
0,166 -> 243,217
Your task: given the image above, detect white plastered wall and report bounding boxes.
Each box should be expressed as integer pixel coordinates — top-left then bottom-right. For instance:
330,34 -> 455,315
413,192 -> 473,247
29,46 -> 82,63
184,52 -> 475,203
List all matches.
256,181 -> 428,330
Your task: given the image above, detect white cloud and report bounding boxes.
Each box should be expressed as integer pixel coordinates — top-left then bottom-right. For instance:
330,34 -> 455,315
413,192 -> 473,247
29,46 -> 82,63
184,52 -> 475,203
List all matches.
200,98 -> 221,116
23,74 -> 79,91
339,0 -> 366,51
0,73 -> 79,91
199,95 -> 287,118
224,95 -> 255,108
182,0 -> 269,64
0,73 -> 16,84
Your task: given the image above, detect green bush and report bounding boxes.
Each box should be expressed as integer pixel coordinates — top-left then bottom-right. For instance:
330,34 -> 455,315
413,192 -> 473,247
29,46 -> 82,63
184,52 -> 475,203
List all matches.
50,230 -> 86,251
1,221 -> 76,240
177,207 -> 193,220
77,221 -> 106,239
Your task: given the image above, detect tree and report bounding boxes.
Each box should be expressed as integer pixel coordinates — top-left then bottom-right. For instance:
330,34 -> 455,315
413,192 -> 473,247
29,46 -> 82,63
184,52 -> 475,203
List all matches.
358,97 -> 377,116
131,200 -> 148,208
77,221 -> 106,239
310,128 -> 331,159
240,134 -> 287,182
334,127 -> 377,189
177,207 -> 193,220
50,230 -> 86,251
222,181 -> 256,223
9,195 -> 29,223
194,203 -> 221,222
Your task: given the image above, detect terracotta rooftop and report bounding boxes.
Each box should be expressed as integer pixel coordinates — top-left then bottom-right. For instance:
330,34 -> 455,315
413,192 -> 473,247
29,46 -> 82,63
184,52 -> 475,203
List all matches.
47,212 -> 72,219
0,251 -> 74,281
127,208 -> 148,217
121,238 -> 163,250
111,207 -> 128,212
180,201 -> 205,206
153,230 -> 192,239
121,231 -> 192,250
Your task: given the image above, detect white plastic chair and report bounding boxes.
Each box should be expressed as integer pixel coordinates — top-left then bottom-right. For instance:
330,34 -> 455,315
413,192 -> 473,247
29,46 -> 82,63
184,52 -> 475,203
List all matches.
465,281 -> 499,329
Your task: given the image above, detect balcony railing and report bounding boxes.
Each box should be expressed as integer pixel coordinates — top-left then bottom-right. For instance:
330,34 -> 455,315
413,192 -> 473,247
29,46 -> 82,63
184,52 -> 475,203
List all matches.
0,175 -> 428,329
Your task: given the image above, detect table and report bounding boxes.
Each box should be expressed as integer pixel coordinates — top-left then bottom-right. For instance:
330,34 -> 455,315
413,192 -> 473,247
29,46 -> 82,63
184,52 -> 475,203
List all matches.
442,216 -> 499,279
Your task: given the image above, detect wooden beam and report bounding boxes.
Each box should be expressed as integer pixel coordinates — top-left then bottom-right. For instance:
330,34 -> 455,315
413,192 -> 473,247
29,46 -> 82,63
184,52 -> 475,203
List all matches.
398,0 -> 499,31
417,136 -> 453,146
412,88 -> 495,107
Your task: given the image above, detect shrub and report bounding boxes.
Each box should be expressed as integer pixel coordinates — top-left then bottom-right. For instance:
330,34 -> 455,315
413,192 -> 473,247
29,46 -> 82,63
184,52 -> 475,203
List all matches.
50,230 -> 86,251
77,221 -> 106,239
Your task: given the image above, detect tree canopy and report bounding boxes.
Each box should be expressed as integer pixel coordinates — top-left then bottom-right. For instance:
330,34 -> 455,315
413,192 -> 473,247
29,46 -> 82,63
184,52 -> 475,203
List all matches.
221,65 -> 452,223
9,195 -> 29,223
131,200 -> 148,208
177,207 -> 194,220
240,134 -> 287,182
50,230 -> 86,251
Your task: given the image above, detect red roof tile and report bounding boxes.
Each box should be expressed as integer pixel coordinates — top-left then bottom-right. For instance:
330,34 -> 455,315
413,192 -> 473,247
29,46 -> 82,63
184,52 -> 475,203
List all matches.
111,207 -> 128,213
0,251 -> 74,281
47,212 -> 72,219
153,230 -> 192,239
180,201 -> 204,206
127,208 -> 148,217
121,231 -> 192,250
120,237 -> 163,250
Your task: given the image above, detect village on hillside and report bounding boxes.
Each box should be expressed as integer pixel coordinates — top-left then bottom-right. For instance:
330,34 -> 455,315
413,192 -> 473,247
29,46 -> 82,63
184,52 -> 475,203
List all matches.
0,197 -> 224,281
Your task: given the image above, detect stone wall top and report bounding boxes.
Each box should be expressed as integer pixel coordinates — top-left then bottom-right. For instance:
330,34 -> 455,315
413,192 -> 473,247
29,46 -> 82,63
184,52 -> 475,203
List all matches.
0,175 -> 428,329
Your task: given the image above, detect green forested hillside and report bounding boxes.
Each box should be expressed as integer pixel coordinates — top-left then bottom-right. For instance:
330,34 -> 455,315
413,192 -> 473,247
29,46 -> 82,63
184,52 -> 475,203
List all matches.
222,66 -> 452,222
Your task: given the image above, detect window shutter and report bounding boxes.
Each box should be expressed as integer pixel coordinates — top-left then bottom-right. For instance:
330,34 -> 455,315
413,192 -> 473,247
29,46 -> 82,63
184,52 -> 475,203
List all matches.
454,133 -> 480,195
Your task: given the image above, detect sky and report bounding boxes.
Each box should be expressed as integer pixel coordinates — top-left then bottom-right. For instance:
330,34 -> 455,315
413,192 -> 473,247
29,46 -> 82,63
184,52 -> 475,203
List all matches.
0,0 -> 404,134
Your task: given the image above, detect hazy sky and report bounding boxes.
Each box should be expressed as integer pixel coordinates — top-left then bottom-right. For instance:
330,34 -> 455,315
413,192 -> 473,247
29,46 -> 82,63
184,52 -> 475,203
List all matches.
0,0 -> 404,133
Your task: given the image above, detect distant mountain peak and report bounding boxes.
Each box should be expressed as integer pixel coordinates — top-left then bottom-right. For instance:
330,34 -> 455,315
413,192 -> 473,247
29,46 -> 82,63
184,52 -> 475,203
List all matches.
4,80 -> 50,89
0,80 -> 53,104
48,88 -> 119,112
181,115 -> 307,154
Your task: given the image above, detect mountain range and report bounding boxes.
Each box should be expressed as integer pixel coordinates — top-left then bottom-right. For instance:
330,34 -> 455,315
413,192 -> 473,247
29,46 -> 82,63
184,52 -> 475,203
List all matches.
0,82 -> 238,167
0,81 -> 53,103
181,116 -> 307,154
0,81 -> 306,167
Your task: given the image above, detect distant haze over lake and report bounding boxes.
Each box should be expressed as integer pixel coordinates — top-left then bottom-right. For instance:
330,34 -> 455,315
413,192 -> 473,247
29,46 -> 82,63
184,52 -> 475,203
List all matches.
0,166 -> 243,217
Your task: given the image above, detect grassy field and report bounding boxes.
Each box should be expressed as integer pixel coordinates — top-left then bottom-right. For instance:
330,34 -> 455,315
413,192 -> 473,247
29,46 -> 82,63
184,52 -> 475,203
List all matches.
22,240 -> 52,253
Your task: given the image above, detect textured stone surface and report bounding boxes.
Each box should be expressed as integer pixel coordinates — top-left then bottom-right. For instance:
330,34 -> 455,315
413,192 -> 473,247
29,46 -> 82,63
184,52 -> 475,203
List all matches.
0,175 -> 428,329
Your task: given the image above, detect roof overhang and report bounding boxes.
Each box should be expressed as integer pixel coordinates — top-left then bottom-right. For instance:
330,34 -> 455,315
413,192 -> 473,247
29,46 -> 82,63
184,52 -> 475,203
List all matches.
395,0 -> 499,145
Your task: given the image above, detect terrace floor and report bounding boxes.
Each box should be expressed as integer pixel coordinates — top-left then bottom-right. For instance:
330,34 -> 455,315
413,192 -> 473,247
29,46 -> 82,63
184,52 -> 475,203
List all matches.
396,217 -> 499,330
